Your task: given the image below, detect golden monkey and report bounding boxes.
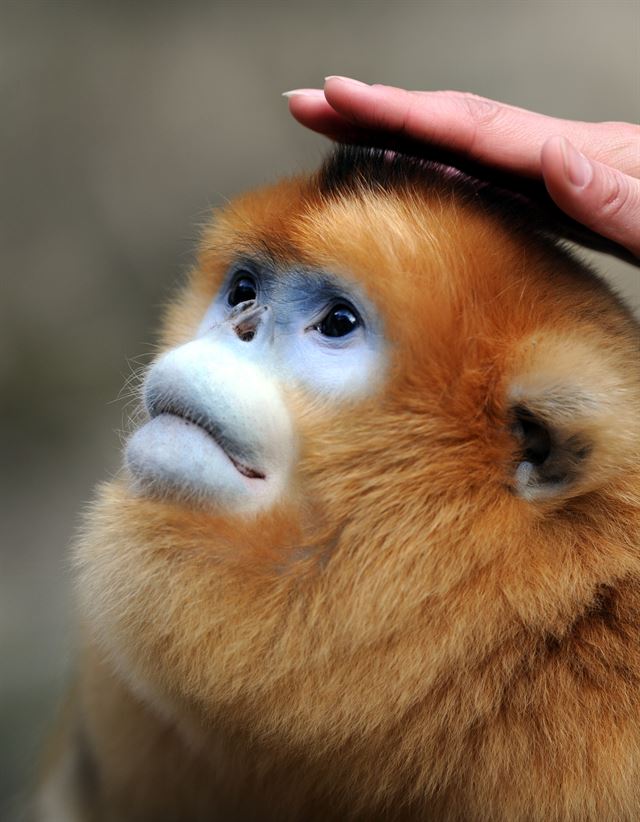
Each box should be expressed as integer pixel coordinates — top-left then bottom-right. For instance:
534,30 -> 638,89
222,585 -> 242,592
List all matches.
39,147 -> 640,821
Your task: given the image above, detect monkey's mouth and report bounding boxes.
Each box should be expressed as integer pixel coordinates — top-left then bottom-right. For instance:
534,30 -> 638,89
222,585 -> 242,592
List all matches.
150,401 -> 266,481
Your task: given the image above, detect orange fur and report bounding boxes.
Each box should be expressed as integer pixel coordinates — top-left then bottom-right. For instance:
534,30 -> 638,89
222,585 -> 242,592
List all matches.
41,151 -> 640,820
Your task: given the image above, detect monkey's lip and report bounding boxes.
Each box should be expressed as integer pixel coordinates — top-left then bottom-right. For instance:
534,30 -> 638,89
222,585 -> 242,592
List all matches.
150,404 -> 266,480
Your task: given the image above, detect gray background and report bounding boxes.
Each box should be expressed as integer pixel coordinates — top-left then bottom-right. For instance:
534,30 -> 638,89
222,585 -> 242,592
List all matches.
2,0 -> 639,816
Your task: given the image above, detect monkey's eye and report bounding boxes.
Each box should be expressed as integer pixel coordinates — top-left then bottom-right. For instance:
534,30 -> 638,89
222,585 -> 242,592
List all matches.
316,304 -> 361,338
228,274 -> 257,307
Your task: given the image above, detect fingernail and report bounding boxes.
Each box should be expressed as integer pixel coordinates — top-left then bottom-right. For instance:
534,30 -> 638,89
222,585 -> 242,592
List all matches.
561,138 -> 593,188
282,88 -> 325,99
324,75 -> 369,87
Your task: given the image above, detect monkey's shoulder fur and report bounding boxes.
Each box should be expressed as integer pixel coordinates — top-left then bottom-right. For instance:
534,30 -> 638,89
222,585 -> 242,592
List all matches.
40,148 -> 640,821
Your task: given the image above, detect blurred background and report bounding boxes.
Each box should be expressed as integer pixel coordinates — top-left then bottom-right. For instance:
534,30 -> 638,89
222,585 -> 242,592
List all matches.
1,0 -> 638,816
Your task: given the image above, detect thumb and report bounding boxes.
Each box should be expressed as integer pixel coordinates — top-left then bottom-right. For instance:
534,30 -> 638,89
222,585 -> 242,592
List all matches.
541,136 -> 640,259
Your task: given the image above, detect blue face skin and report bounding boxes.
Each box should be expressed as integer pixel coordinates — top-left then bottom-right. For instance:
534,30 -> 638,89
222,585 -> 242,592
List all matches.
197,258 -> 387,398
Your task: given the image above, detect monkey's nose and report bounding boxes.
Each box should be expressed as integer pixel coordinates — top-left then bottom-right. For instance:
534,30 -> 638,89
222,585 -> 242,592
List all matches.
230,301 -> 272,343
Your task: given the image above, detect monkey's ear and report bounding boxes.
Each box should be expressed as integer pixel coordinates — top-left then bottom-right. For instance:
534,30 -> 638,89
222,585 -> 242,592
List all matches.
507,334 -> 639,502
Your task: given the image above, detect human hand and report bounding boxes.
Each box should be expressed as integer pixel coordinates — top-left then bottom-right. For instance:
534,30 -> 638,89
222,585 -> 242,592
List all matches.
285,77 -> 640,261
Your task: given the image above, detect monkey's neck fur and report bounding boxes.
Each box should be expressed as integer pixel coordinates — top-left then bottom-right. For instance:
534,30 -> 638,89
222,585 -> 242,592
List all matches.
61,469 -> 640,821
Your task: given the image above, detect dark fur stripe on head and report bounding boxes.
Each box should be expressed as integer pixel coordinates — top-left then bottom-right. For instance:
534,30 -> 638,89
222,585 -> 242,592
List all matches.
317,145 -> 465,198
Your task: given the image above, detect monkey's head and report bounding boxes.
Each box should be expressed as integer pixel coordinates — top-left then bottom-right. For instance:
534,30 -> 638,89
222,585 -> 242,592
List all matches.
77,148 -> 640,806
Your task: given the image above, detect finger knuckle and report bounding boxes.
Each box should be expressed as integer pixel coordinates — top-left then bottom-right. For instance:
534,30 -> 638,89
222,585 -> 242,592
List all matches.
597,172 -> 629,221
459,93 -> 502,129
455,93 -> 506,155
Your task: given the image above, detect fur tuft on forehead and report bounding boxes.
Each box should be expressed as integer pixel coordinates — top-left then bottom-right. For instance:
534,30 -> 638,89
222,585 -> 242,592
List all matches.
315,144 -> 565,256
315,144 -> 639,265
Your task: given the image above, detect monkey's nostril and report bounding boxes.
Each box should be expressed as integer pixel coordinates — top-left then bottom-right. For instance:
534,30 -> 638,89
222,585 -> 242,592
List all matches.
231,303 -> 269,342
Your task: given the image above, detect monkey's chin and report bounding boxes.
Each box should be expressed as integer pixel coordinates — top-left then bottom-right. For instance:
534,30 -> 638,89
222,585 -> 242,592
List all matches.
125,414 -> 276,513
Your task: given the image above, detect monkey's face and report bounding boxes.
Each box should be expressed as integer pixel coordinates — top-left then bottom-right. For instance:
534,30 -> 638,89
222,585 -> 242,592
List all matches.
126,255 -> 386,515
78,150 -> 640,763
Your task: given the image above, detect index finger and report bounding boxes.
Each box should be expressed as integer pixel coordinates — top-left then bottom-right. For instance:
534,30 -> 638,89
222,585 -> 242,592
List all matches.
320,79 -> 640,179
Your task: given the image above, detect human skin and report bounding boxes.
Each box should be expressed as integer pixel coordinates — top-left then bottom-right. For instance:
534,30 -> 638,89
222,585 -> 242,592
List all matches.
285,77 -> 640,260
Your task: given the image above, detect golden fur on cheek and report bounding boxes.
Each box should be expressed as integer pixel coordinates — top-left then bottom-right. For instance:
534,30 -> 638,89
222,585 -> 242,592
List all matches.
63,150 -> 640,821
